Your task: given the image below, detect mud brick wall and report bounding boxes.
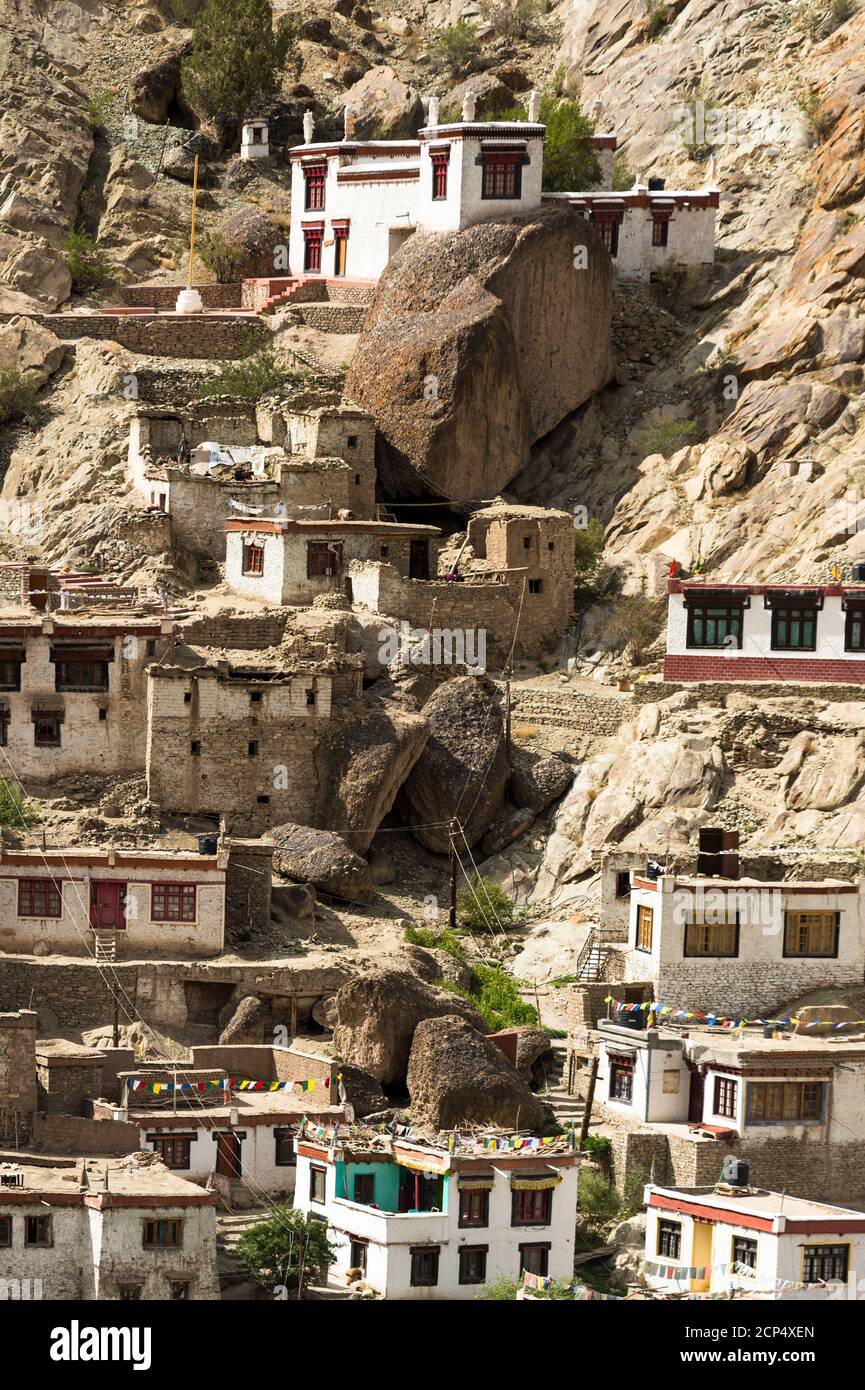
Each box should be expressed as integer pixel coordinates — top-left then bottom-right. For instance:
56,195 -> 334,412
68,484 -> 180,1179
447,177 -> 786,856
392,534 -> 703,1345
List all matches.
0,1010 -> 38,1145
121,284 -> 243,309
633,679 -> 865,704
30,1113 -> 141,1155
225,841 -> 274,938
35,1055 -> 105,1115
27,314 -> 267,360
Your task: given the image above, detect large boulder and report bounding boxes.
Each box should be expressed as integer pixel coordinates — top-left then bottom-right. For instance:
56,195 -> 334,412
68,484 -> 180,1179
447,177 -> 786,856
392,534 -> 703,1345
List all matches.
210,206 -> 287,279
345,204 -> 614,501
127,43 -> 192,124
481,806 -> 535,857
444,73 -> 517,120
396,676 -> 508,852
342,66 -> 424,138
219,994 -> 269,1044
271,824 -> 373,904
407,1015 -> 548,1130
510,749 -> 574,812
319,702 -> 429,854
513,1027 -> 554,1084
0,316 -> 64,384
332,969 -> 484,1085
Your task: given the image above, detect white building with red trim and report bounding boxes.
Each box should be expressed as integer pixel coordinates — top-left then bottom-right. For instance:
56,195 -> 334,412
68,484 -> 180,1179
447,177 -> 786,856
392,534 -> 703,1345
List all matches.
644,1180 -> 865,1298
665,579 -> 865,683
286,97 -> 718,286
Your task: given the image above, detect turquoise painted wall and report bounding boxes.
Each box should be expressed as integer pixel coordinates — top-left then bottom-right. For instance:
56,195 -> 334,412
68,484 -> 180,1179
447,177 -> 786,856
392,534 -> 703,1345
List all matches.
334,1161 -> 451,1213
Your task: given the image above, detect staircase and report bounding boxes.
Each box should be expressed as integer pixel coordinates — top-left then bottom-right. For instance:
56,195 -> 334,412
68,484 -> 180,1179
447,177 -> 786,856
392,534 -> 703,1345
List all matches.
540,1039 -> 585,1129
574,929 -> 609,983
94,930 -> 117,962
216,1210 -> 271,1300
259,278 -> 302,315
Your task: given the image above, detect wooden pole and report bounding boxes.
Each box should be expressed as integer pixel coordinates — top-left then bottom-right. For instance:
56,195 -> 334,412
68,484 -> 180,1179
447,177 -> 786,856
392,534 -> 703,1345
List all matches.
448,819 -> 458,931
577,1055 -> 599,1153
187,154 -> 199,288
503,668 -> 512,771
113,996 -> 119,1048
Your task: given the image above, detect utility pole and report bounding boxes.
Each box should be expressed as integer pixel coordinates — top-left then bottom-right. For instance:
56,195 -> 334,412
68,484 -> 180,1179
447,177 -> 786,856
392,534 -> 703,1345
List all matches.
113,996 -> 119,1048
448,819 -> 458,931
503,667 -> 512,772
577,1055 -> 599,1153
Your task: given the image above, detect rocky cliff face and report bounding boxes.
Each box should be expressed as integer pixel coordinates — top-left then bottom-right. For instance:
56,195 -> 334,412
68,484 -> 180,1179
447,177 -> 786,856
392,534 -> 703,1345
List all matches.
345,205 -> 615,500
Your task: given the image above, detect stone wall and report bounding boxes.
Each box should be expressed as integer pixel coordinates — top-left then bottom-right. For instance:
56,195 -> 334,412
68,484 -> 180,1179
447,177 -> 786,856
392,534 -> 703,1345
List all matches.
35,1053 -> 104,1115
31,1112 -> 141,1155
0,1009 -> 37,1145
285,304 -> 366,334
225,841 -> 274,939
632,679 -> 865,704
121,284 -> 243,309
177,612 -> 289,650
510,686 -> 632,734
14,313 -> 267,360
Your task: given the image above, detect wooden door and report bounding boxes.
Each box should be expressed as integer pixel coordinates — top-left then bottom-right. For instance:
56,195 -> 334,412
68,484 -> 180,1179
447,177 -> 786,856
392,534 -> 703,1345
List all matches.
215,1132 -> 242,1177
91,881 -> 127,930
409,539 -> 430,580
691,1220 -> 713,1292
334,231 -> 348,277
687,1066 -> 705,1123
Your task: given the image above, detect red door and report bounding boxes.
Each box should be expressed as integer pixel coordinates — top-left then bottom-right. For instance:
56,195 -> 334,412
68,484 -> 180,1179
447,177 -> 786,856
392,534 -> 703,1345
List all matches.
215,1133 -> 242,1177
90,881 -> 127,930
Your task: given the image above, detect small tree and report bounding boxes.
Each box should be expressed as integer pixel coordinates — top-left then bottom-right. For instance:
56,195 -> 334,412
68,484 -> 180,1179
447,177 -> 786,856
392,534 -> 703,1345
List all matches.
479,0 -> 545,40
63,229 -> 112,292
429,19 -> 481,76
456,874 -> 514,932
501,96 -> 599,191
236,1206 -> 337,1295
0,779 -> 40,829
198,229 -> 245,284
574,515 -> 605,584
196,341 -> 300,399
606,593 -> 664,665
181,0 -> 296,150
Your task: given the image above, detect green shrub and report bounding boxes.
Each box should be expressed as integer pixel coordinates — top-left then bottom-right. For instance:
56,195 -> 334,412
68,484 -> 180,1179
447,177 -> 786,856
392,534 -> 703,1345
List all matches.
196,342 -> 298,399
445,963 -> 538,1032
86,90 -> 114,130
574,515 -> 605,583
403,923 -> 466,959
478,1274 -> 520,1300
0,779 -> 40,829
198,229 -> 245,284
428,19 -> 480,75
456,874 -> 514,932
0,368 -> 41,425
605,593 -> 664,665
499,96 -> 599,191
63,229 -> 112,292
181,0 -> 296,149
635,416 -> 698,456
644,0 -> 674,39
479,0 -> 545,39
236,1206 -> 337,1293
796,84 -> 831,142
578,1167 -> 622,1224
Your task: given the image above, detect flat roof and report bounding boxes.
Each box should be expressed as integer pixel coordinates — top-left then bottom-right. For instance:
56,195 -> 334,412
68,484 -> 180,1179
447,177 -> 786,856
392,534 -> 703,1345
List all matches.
224,519 -> 440,536
643,875 -> 859,892
648,1184 -> 865,1225
0,1156 -> 216,1203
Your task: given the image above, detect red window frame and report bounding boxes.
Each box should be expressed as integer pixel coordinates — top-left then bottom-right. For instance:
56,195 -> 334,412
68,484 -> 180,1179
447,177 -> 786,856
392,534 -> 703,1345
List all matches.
151,883 -> 197,923
592,210 -> 622,257
303,226 -> 324,273
458,1188 -> 489,1228
307,540 -> 342,578
18,877 -> 63,919
482,153 -> 521,200
713,1075 -> 738,1119
148,1136 -> 191,1170
242,542 -> 264,576
303,164 -> 326,212
431,151 -> 449,200
651,210 -> 671,247
511,1187 -> 553,1226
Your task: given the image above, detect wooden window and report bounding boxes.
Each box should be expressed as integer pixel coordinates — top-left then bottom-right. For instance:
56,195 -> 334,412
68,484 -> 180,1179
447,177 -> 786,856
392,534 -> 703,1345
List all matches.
684,919 -> 739,957
635,904 -> 654,952
146,640 -> 157,657
458,1189 -> 489,1228
732,1235 -> 758,1270
591,210 -> 621,256
609,1058 -> 634,1104
55,660 -> 109,691
686,605 -> 743,649
657,1219 -> 681,1259
306,689 -> 316,706
0,1215 -> 11,1246
349,1238 -> 368,1274
248,740 -> 259,757
651,212 -> 670,247
845,606 -> 865,652
511,1188 -> 552,1226
151,884 -> 196,923
0,657 -> 22,690
148,1136 -> 191,1170
482,153 -> 522,200
519,1244 -> 550,1276
25,1214 -> 52,1247
0,716 -> 7,747
242,543 -> 264,576
783,910 -> 838,958
431,151 -> 449,200
119,1285 -> 142,1300
713,1076 -> 738,1119
802,1243 -> 849,1283
309,1165 -> 327,1204
458,1246 -> 488,1285
771,606 -> 817,651
303,226 -> 324,273
747,1081 -> 825,1123
528,579 -> 543,594
190,740 -> 201,756
34,717 -> 61,747
615,870 -> 631,898
307,541 -> 342,578
274,1128 -> 296,1166
353,1173 -> 375,1205
303,165 -> 326,212
18,878 -> 62,918
169,1282 -> 190,1300
410,1246 -> 440,1286
143,1219 -> 182,1248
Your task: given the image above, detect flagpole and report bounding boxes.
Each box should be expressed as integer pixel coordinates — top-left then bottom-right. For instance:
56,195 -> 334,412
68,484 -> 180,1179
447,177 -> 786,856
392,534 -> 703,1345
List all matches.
187,154 -> 199,289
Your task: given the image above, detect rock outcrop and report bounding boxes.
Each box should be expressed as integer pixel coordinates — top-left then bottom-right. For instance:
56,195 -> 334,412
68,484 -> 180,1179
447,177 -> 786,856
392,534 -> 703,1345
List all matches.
397,676 -> 509,852
320,701 -> 429,854
342,66 -> 423,138
271,824 -> 373,904
345,205 -> 615,501
218,994 -> 269,1045
406,1015 -> 548,1130
332,970 -> 484,1085
510,750 -> 575,813
0,316 -> 65,385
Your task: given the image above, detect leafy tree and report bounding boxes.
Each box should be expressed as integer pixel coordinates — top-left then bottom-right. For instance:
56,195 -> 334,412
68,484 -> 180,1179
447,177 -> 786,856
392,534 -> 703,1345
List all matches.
181,0 -> 296,150
0,779 -> 40,829
478,1273 -> 520,1299
196,341 -> 301,399
62,229 -> 112,292
574,515 -> 605,583
429,19 -> 481,75
480,0 -> 545,39
235,1206 -> 337,1294
456,874 -> 515,932
197,229 -> 245,284
0,368 -> 41,425
606,593 -> 664,665
501,96 -> 599,191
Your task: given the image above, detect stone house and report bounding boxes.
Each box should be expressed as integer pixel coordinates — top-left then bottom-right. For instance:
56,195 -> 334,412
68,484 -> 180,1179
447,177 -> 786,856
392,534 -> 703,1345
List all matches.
622,869 -> 865,1014
145,646 -> 364,833
0,844 -> 232,958
664,579 -> 865,683
0,609 -> 175,779
287,93 -> 716,285
0,1008 -> 37,1148
128,399 -> 377,561
293,1124 -> 578,1299
0,1155 -> 219,1300
644,1178 -> 865,1298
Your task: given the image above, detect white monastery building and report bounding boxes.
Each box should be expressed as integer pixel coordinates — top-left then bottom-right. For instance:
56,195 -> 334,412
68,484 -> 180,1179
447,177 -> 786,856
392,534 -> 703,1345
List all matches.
287,93 -> 718,285
665,580 -> 865,683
